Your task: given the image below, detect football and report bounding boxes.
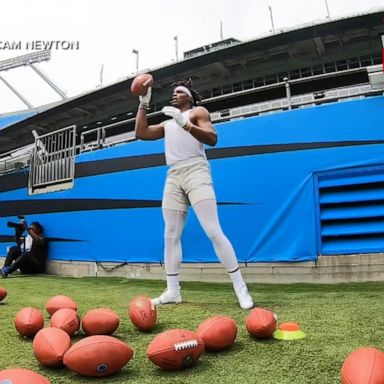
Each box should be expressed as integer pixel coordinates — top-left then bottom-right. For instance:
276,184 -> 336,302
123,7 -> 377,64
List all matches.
130,73 -> 153,96
82,307 -> 120,335
0,368 -> 50,383
147,329 -> 205,371
128,295 -> 157,331
45,294 -> 77,316
196,316 -> 237,351
341,347 -> 384,384
63,335 -> 134,377
14,307 -> 44,338
246,307 -> 277,339
50,308 -> 80,336
33,327 -> 71,366
0,286 -> 7,301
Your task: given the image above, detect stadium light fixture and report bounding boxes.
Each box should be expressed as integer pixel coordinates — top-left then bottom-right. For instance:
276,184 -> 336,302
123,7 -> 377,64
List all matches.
0,50 -> 51,72
0,50 -> 66,100
174,36 -> 179,61
268,6 -> 275,33
220,21 -> 223,40
132,49 -> 139,74
324,0 -> 331,18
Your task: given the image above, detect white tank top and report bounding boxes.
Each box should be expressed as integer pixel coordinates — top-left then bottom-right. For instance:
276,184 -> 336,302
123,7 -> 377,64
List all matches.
164,109 -> 207,166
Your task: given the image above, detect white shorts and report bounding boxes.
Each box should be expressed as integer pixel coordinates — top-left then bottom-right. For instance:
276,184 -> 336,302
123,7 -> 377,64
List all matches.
162,158 -> 216,212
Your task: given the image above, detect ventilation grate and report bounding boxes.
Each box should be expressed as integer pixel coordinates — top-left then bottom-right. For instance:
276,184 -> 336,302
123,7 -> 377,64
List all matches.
317,166 -> 384,255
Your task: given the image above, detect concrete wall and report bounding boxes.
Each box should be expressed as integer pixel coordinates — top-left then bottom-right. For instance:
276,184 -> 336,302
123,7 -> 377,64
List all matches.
1,254 -> 383,283
43,254 -> 384,283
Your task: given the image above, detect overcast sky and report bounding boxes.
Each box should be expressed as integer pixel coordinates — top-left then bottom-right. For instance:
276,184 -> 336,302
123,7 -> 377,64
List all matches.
0,0 -> 382,114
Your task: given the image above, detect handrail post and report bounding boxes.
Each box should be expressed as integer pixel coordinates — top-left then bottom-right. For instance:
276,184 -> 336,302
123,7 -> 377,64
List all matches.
283,77 -> 292,110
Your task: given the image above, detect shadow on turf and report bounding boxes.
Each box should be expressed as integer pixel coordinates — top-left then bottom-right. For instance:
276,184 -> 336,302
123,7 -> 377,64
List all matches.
152,341 -> 247,378
247,335 -> 280,345
42,363 -> 140,382
149,322 -> 169,333
154,357 -> 213,378
1,274 -> 44,278
204,340 -> 246,356
17,336 -> 33,343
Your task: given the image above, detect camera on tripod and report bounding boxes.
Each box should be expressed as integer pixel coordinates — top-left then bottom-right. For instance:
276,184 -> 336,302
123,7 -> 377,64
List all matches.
7,215 -> 26,231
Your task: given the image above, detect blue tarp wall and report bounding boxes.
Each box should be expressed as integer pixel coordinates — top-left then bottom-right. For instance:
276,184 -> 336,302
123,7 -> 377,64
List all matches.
0,96 -> 383,263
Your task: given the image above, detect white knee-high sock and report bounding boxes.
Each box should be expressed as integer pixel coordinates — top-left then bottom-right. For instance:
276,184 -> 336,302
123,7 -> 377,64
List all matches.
228,268 -> 247,290
163,208 -> 186,294
166,274 -> 181,294
193,199 -> 244,287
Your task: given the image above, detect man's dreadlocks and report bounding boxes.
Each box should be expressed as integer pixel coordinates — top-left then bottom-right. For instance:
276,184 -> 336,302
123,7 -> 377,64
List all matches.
171,78 -> 202,106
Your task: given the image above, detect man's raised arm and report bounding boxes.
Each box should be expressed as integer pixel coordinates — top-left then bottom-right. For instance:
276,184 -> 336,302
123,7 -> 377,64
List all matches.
135,87 -> 165,141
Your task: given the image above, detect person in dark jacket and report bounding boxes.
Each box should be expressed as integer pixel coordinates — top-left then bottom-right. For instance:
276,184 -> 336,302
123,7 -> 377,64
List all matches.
1,221 -> 48,277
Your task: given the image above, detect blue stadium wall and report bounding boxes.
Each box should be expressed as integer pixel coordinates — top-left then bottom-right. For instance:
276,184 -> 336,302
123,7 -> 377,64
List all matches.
0,111 -> 36,130
0,96 -> 383,263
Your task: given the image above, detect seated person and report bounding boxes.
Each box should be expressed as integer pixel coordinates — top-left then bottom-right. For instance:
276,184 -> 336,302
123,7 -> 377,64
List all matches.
1,221 -> 48,277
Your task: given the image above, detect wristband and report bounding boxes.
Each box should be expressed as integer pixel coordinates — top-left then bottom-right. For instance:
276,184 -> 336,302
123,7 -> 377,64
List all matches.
183,122 -> 193,132
139,102 -> 149,110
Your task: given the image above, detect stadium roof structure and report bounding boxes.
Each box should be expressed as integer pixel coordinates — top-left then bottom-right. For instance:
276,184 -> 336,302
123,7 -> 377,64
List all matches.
0,8 -> 383,155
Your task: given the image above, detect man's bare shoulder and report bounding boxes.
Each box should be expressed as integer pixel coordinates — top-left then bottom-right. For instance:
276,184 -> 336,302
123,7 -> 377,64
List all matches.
191,106 -> 210,118
194,106 -> 209,113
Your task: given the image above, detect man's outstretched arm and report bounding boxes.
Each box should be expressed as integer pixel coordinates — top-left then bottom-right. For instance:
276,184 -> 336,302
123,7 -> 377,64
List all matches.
135,87 -> 165,141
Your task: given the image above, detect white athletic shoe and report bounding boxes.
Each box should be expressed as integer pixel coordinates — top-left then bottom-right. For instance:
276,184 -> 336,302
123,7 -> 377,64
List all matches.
235,285 -> 254,310
151,290 -> 182,306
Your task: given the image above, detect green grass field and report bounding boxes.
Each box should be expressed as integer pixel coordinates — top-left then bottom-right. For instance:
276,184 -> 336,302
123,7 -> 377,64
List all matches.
0,276 -> 383,383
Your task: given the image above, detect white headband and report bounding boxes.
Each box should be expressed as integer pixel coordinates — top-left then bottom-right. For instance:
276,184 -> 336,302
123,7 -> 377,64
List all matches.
174,86 -> 193,98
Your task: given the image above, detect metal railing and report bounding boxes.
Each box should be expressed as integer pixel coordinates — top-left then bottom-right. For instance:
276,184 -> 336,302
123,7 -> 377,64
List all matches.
210,84 -> 376,122
78,81 -> 383,153
1,66 -> 383,178
28,125 -> 76,194
79,120 -> 137,153
0,152 -> 31,174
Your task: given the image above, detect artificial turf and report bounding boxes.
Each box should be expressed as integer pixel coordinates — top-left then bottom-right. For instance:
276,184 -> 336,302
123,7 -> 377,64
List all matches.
0,276 -> 383,383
